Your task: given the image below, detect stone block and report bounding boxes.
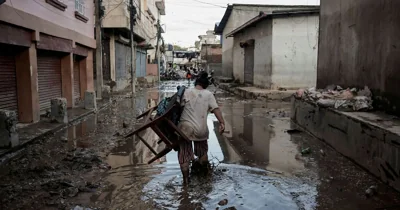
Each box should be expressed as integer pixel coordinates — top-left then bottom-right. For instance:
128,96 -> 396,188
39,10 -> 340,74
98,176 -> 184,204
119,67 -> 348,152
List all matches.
102,85 -> 111,100
0,110 -> 19,148
51,98 -> 68,123
84,91 -> 97,110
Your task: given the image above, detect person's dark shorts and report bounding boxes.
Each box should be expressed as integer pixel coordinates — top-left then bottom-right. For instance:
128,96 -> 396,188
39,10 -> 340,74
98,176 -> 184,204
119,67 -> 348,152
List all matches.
178,140 -> 208,164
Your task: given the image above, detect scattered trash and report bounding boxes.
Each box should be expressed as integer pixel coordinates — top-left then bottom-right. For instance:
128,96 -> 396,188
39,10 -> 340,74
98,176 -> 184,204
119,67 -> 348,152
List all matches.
278,87 -> 287,91
320,149 -> 326,156
218,199 -> 229,206
295,85 -> 373,111
268,124 -> 275,128
286,129 -> 302,134
60,136 -> 68,142
301,148 -> 311,155
123,121 -> 129,128
73,205 -> 93,210
365,185 -> 378,197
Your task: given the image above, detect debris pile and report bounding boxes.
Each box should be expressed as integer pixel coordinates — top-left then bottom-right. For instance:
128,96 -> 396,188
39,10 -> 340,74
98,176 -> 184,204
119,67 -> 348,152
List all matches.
294,85 -> 373,111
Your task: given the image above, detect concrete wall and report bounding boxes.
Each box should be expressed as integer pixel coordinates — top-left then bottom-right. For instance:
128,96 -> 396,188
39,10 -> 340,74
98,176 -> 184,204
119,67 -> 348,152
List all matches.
146,63 -> 158,76
4,0 -> 94,39
102,0 -> 130,30
292,98 -> 400,192
271,14 -> 319,89
221,5 -> 317,79
0,2 -> 95,48
317,0 -> 400,115
233,19 -> 273,87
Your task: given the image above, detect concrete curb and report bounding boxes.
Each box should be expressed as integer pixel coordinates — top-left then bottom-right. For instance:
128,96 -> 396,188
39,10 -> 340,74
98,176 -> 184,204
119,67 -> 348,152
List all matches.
219,83 -> 294,101
291,97 -> 400,191
0,100 -> 113,161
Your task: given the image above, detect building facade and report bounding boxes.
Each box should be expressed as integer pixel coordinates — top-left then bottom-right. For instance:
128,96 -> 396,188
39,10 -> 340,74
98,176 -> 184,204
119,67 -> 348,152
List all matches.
227,10 -> 319,89
200,44 -> 222,74
101,0 -> 165,90
0,0 -> 96,123
214,4 -> 318,78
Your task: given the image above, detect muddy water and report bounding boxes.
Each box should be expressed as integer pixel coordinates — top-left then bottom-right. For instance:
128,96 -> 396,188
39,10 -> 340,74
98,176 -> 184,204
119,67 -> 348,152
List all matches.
67,81 -> 400,210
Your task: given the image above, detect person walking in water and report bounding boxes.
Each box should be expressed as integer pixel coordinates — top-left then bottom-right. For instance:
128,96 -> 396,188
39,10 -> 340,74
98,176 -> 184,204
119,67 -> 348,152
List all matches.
178,72 -> 225,186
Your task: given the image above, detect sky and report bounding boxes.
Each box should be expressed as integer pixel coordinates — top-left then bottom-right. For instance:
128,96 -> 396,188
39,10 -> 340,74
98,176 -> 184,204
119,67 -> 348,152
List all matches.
162,0 -> 320,47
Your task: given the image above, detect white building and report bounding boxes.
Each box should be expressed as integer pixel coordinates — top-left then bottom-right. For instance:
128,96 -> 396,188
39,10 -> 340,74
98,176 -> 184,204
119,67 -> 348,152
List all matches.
214,4 -> 318,78
226,9 -> 319,89
198,30 -> 220,48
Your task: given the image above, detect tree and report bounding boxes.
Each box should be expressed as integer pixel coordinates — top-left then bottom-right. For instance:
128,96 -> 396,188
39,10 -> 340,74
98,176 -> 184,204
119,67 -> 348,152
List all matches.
173,45 -> 187,51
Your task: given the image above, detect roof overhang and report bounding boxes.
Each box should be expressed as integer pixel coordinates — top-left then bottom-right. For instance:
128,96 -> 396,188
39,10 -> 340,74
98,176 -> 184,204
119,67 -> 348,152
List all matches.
226,9 -> 319,38
214,5 -> 233,35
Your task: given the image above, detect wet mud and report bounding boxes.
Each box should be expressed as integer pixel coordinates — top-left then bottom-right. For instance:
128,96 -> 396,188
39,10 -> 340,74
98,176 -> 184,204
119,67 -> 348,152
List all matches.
0,81 -> 400,210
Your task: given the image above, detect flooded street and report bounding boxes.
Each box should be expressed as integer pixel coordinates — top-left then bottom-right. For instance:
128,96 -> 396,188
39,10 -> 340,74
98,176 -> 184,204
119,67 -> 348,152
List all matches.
1,81 -> 400,210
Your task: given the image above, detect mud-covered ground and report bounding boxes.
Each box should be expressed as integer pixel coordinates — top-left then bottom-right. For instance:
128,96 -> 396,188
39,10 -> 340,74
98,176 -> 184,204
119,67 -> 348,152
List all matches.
1,81 -> 400,210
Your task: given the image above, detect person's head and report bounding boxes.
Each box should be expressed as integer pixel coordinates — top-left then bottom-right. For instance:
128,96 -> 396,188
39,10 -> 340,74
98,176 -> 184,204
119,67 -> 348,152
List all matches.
195,72 -> 210,89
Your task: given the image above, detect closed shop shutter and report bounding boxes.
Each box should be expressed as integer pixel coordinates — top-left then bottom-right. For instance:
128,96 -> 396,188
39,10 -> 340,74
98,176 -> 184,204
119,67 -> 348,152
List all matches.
0,55 -> 18,111
73,61 -> 81,100
115,42 -> 127,80
37,52 -> 62,112
136,49 -> 147,78
141,51 -> 146,77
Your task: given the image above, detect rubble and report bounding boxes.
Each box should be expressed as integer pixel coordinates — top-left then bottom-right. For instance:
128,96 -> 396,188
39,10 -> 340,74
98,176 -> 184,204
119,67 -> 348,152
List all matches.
365,185 -> 378,198
294,85 -> 373,111
218,199 -> 229,206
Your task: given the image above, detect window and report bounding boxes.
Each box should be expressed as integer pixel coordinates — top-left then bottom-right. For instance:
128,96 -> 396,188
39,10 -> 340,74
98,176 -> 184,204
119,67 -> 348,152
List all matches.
75,0 -> 85,16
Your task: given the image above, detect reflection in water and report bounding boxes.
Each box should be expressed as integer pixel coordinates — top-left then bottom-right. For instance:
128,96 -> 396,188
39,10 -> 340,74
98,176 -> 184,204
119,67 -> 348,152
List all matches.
56,114 -> 98,150
68,81 -> 318,209
219,101 -> 304,175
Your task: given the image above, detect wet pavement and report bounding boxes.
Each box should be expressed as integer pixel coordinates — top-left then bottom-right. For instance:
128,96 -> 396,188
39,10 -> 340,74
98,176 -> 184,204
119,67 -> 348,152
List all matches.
1,80 -> 400,210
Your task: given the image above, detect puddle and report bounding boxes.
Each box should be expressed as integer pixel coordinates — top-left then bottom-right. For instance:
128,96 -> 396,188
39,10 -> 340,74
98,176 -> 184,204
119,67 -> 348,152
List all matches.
67,81 -> 400,210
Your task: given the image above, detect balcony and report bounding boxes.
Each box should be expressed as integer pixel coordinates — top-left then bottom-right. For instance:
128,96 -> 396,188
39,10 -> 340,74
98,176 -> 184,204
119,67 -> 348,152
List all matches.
101,0 -> 130,30
155,0 -> 165,15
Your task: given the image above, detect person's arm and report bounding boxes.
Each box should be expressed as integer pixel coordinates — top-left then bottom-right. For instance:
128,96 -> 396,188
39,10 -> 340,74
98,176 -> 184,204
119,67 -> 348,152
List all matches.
212,108 -> 225,134
209,94 -> 225,134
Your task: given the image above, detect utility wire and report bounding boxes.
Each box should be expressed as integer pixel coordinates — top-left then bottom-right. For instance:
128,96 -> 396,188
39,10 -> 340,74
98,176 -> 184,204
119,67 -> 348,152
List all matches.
190,0 -> 226,8
101,0 -> 127,20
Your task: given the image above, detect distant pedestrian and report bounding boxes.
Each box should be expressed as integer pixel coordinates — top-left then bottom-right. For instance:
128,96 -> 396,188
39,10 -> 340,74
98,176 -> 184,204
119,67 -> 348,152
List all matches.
186,70 -> 192,85
178,72 -> 225,186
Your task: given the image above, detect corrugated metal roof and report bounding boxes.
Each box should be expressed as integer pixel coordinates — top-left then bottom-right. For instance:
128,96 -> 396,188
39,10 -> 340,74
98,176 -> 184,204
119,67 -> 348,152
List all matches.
226,9 -> 320,37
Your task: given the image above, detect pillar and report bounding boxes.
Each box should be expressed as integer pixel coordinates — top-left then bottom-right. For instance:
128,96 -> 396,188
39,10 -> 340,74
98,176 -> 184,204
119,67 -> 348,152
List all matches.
80,50 -> 94,100
110,34 -> 116,81
61,53 -> 74,108
15,43 -> 40,123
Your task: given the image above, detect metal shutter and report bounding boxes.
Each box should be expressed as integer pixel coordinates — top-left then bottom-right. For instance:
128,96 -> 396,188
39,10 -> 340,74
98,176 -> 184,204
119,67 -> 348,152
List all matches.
0,55 -> 18,111
73,61 -> 81,100
37,52 -> 62,112
115,42 -> 127,80
136,49 -> 146,78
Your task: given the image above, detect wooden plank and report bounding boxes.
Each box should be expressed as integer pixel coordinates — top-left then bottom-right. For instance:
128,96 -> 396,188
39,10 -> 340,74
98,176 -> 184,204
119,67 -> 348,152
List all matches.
148,147 -> 172,164
164,119 -> 190,141
151,125 -> 173,147
136,134 -> 158,155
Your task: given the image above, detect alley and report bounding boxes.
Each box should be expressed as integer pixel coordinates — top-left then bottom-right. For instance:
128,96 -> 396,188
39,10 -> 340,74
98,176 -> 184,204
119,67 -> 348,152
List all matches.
0,81 -> 399,210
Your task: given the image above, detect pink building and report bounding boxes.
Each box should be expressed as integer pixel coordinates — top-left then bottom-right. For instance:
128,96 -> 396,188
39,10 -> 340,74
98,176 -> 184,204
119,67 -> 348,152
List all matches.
0,0 -> 95,123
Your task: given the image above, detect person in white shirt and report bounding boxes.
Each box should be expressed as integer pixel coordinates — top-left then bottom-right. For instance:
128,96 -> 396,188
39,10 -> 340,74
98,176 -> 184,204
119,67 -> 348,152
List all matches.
178,72 -> 225,186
